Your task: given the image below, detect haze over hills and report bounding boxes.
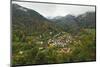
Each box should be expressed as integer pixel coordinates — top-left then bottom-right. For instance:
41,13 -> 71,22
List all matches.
50,12 -> 95,30
12,4 -> 62,35
12,3 -> 95,35
50,14 -> 80,33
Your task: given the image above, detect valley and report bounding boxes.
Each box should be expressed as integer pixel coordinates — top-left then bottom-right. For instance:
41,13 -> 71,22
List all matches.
12,3 -> 96,66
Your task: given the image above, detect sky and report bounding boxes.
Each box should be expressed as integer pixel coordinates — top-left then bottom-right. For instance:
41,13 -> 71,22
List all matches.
12,1 -> 95,18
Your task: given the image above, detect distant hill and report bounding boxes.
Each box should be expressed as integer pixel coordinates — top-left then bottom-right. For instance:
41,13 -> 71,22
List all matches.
12,3 -> 96,35
77,12 -> 96,28
49,12 -> 96,33
50,14 -> 80,33
12,4 -> 61,35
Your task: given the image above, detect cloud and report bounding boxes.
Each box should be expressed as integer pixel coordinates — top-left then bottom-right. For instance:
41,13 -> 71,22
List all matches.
12,1 -> 95,17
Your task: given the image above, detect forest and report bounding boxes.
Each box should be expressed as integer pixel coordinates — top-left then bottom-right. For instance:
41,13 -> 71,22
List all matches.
12,3 -> 96,66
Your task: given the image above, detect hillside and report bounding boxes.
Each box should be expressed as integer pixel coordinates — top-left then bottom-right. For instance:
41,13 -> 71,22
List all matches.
12,4 -> 61,35
12,3 -> 96,66
77,12 -> 96,28
50,15 -> 80,33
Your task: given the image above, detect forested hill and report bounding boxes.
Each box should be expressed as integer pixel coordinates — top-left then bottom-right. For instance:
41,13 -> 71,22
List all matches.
50,12 -> 96,33
12,3 -> 95,35
12,4 -> 61,35
77,12 -> 96,28
50,15 -> 80,33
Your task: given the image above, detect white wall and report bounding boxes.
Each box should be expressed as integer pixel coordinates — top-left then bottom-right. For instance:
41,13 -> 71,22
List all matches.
0,0 -> 100,67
